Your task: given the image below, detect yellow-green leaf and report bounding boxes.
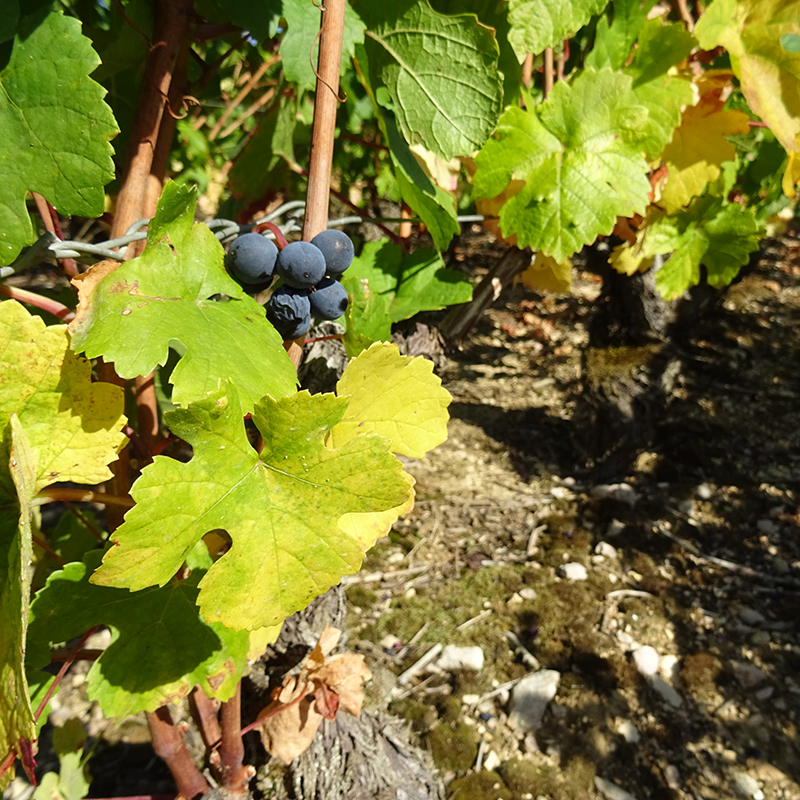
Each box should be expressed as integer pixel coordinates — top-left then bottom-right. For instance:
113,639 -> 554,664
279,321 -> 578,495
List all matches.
331,343 -> 451,459
0,301 -> 127,494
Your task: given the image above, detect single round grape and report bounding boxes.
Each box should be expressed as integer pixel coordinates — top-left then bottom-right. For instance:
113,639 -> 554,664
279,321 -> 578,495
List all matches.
276,241 -> 326,289
310,278 -> 348,320
267,286 -> 311,339
225,233 -> 278,286
311,229 -> 354,278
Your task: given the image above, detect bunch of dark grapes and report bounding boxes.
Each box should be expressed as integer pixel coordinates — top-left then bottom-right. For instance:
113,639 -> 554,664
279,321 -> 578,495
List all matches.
224,229 -> 354,340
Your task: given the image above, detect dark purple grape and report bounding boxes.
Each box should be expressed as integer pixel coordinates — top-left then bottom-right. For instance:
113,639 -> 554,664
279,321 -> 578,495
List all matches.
225,233 -> 278,286
311,229 -> 354,278
267,286 -> 311,339
276,241 -> 326,289
310,278 -> 348,320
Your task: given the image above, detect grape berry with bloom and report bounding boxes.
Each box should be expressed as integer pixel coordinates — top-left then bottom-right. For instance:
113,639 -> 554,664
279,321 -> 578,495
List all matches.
224,229 -> 355,339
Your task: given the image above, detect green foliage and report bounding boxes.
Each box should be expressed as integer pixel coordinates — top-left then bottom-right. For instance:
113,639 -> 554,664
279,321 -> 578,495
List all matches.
508,0 -> 609,57
358,0 -> 503,160
473,69 -> 652,261
0,10 -> 117,265
28,550 -> 250,716
69,183 -> 298,412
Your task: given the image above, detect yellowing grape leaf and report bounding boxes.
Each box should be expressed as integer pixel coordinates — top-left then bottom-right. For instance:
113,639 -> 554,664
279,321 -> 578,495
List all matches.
330,343 -> 451,458
91,384 -> 412,632
0,417 -> 37,791
475,180 -> 524,246
520,252 -> 572,293
257,625 -> 370,764
695,0 -> 800,156
27,550 -> 250,718
784,134 -> 800,198
0,301 -> 127,494
660,71 -> 751,212
472,69 -> 652,262
68,182 -> 297,412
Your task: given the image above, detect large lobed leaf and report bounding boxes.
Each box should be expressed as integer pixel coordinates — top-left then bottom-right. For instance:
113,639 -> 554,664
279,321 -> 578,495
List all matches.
27,550 -> 250,718
91,384 -> 412,631
508,0 -> 609,58
69,183 -> 297,412
0,300 -> 127,496
0,10 -> 117,266
359,0 -> 503,160
473,68 -> 652,262
695,0 -> 800,157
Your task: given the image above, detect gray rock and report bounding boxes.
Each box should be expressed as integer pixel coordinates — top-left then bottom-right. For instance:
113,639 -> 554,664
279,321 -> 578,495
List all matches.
508,670 -> 560,731
732,660 -> 768,689
756,519 -> 778,535
592,483 -> 639,506
606,518 -> 626,537
594,541 -> 618,559
732,771 -> 764,800
594,777 -> 639,800
739,607 -> 766,626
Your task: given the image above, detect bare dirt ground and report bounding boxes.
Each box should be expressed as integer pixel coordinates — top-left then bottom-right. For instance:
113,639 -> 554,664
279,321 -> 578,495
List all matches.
6,228 -> 800,800
342,228 -> 800,800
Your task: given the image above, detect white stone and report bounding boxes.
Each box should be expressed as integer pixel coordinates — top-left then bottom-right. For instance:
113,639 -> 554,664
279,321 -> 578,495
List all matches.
592,483 -> 639,506
594,776 -> 639,800
633,646 -> 659,677
659,654 -> 680,682
733,771 -> 764,800
380,634 -> 402,650
595,541 -> 618,559
606,518 -> 626,537
664,765 -> 680,789
461,694 -> 480,706
696,483 -> 714,500
520,587 -> 537,600
508,670 -> 560,731
617,719 -> 640,743
436,644 -> 484,672
558,562 -> 588,581
483,750 -> 501,772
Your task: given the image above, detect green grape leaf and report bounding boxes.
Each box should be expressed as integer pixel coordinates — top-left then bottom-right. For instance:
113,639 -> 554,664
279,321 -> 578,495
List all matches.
429,0 -> 523,107
332,342 -> 451,458
32,719 -> 89,800
586,0 -> 656,71
0,301 -> 127,496
360,0 -> 503,160
27,550 -> 250,718
90,384 -> 411,631
383,110 -> 460,251
695,0 -> 800,155
0,10 -> 117,265
342,274 -> 392,348
0,417 -> 37,791
280,0 -> 365,90
341,240 -> 472,336
614,199 -> 762,298
508,0 -> 609,58
472,68 -> 652,262
68,183 -> 298,411
624,19 -> 695,159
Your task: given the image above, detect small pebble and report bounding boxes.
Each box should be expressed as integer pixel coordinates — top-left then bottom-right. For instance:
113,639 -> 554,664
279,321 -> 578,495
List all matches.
519,587 -> 537,600
739,607 -> 766,626
664,764 -> 680,789
595,776 -> 639,800
751,631 -> 771,646
592,483 -> 638,506
633,646 -> 660,677
733,771 -> 764,800
595,541 -> 618,558
557,562 -> 588,581
755,686 -> 774,701
617,719 -> 640,743
380,634 -> 402,651
483,750 -> 501,771
508,670 -> 561,731
696,483 -> 714,500
437,645 -> 484,672
606,519 -> 626,537
771,556 -> 790,574
732,661 -> 768,689
677,499 -> 694,515
756,519 -> 779,535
